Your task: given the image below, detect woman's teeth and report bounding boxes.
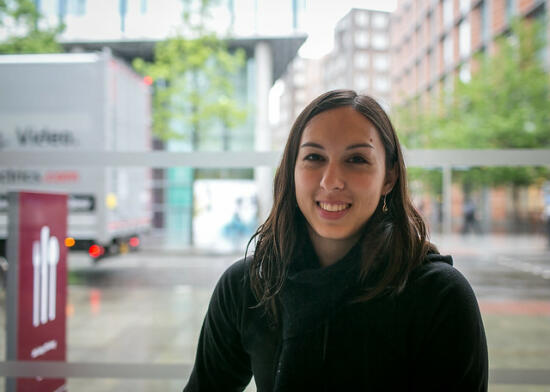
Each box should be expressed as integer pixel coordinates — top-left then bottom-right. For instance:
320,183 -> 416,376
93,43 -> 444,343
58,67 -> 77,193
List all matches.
318,202 -> 351,212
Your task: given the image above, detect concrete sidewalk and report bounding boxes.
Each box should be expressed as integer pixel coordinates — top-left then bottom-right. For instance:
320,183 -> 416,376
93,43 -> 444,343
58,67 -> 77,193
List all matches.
139,232 -> 550,257
432,233 -> 550,257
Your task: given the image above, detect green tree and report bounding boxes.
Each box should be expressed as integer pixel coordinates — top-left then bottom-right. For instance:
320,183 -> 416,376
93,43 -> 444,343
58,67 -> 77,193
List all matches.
132,0 -> 247,147
395,19 -> 550,193
448,19 -> 549,151
0,0 -> 63,53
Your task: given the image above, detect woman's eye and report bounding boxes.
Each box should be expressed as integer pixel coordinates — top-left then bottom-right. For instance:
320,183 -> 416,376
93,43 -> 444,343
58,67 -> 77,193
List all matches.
348,155 -> 367,164
304,153 -> 324,161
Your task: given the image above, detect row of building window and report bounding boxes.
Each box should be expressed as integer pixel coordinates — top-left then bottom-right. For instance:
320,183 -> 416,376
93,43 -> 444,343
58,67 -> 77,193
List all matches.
395,58 -> 471,98
394,0 -> 474,50
338,31 -> 390,50
322,74 -> 390,93
354,11 -> 389,29
355,53 -> 390,70
356,75 -> 390,92
322,55 -> 390,83
395,14 -> 472,82
444,0 -> 479,28
37,0 -> 151,17
396,0 -> 520,56
37,0 -> 88,17
337,10 -> 389,31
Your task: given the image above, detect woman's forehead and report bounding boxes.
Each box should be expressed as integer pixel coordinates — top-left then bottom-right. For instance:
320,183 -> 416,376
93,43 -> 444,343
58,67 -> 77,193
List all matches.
300,107 -> 381,146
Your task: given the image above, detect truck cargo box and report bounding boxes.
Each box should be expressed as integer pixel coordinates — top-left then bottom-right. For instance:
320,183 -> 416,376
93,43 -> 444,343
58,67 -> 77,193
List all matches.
0,50 -> 152,259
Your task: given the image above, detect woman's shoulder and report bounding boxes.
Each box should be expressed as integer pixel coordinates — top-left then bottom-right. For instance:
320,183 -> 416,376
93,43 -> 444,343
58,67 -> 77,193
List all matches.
406,253 -> 477,302
214,255 -> 259,304
410,253 -> 458,282
394,253 -> 485,352
217,256 -> 252,290
208,256 -> 255,320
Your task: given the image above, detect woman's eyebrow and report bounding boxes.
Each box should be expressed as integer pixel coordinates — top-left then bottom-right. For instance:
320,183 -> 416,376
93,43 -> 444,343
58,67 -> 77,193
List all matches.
346,143 -> 375,150
300,142 -> 324,149
300,142 -> 375,150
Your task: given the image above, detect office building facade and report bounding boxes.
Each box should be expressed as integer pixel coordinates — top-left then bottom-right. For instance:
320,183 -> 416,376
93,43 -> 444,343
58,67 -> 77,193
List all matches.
273,8 -> 392,149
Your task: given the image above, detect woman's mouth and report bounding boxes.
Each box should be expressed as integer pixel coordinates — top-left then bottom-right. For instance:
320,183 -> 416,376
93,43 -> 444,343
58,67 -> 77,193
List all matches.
317,202 -> 352,212
316,202 -> 352,219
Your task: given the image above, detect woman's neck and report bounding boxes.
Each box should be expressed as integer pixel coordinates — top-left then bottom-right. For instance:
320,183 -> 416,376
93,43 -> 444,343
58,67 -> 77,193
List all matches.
307,227 -> 360,267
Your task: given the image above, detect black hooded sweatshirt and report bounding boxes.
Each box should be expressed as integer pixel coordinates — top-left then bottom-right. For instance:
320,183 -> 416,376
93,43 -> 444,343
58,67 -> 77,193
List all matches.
183,245 -> 488,392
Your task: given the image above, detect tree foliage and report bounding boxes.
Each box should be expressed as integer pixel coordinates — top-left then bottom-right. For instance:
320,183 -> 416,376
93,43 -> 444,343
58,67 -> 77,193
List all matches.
395,19 -> 550,191
438,19 -> 549,151
132,0 -> 247,146
0,0 -> 63,54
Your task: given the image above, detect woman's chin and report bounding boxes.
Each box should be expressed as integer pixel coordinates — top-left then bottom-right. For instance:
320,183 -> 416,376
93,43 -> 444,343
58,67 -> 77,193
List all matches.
308,226 -> 361,243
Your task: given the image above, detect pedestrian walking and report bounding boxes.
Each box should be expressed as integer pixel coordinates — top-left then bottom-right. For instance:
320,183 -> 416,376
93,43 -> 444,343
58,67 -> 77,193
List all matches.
183,90 -> 488,391
462,197 -> 482,234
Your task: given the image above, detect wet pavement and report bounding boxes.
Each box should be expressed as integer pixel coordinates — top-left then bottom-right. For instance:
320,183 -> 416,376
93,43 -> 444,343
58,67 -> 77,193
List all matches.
0,233 -> 549,391
433,234 -> 550,302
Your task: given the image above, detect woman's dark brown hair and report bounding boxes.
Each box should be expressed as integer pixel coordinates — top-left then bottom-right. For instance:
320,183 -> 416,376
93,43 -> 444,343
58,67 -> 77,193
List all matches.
247,89 -> 437,322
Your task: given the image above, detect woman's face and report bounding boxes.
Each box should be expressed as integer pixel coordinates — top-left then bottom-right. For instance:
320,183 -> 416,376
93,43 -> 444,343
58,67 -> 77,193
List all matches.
294,107 -> 395,245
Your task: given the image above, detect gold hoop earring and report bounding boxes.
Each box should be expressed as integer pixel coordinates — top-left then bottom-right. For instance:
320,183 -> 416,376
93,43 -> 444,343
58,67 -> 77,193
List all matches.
382,194 -> 388,213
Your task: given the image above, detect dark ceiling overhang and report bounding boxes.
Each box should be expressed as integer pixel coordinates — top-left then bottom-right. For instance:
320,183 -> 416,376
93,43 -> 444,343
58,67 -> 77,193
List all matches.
61,34 -> 307,83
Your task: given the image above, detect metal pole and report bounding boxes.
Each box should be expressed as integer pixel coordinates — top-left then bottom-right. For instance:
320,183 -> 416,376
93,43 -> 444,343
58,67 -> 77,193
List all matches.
442,165 -> 452,234
254,41 -> 274,223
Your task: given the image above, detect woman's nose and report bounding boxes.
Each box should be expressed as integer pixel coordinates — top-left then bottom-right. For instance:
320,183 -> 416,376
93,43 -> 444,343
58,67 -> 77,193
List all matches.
320,162 -> 345,191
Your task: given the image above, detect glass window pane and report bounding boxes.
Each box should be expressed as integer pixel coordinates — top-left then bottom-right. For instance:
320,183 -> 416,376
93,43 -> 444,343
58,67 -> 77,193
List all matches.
355,74 -> 369,91
374,76 -> 389,92
443,34 -> 453,67
355,10 -> 369,27
373,54 -> 389,71
443,0 -> 453,28
354,52 -> 369,68
372,13 -> 388,29
372,33 -> 388,49
459,62 -> 471,82
355,31 -> 369,48
459,0 -> 471,14
459,18 -> 471,58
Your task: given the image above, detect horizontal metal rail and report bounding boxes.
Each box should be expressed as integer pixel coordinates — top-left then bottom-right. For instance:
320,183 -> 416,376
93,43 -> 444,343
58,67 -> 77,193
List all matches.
1,149 -> 550,168
0,361 -> 549,384
0,361 -> 189,379
403,149 -> 550,167
0,151 -> 282,168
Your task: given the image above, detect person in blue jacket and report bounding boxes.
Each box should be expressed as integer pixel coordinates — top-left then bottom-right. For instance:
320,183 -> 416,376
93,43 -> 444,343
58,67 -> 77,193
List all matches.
184,90 -> 488,391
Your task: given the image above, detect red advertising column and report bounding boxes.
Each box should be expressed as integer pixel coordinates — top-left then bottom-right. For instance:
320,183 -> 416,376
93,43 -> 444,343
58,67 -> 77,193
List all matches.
6,192 -> 68,392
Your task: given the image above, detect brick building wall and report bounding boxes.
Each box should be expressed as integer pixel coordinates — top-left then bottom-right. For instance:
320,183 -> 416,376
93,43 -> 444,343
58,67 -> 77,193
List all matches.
391,0 -> 547,108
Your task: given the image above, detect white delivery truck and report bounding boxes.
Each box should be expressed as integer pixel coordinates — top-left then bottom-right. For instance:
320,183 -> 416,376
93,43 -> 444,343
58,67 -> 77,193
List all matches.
0,49 -> 152,261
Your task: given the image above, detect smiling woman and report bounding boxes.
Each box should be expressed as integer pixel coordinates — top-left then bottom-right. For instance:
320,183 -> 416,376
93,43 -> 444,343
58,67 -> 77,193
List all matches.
183,90 -> 488,392
294,107 -> 396,267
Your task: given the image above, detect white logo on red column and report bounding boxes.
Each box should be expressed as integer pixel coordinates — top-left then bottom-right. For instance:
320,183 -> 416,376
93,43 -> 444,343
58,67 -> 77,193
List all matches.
32,226 -> 59,327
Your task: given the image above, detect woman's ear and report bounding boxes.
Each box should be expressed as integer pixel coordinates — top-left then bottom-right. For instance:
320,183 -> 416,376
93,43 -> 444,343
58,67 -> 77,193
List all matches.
382,165 -> 397,195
